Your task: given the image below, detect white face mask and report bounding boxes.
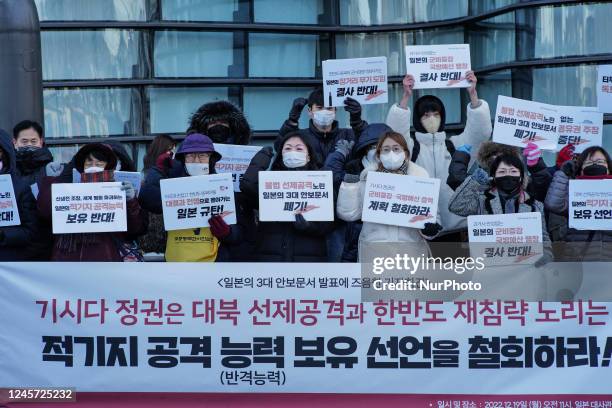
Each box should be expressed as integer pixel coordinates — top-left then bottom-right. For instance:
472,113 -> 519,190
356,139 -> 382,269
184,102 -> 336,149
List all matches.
312,109 -> 335,128
84,166 -> 105,174
421,115 -> 441,134
283,151 -> 308,169
185,163 -> 209,176
380,151 -> 406,171
361,148 -> 378,169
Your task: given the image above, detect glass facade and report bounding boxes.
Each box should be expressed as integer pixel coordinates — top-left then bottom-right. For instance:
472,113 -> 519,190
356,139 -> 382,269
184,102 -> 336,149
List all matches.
34,0 -> 612,165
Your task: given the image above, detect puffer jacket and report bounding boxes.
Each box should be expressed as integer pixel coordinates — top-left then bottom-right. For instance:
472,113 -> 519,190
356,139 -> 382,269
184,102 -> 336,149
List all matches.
386,96 -> 492,235
336,160 -> 432,261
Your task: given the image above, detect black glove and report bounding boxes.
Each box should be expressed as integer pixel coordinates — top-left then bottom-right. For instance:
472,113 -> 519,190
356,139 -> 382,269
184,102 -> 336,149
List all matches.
421,222 -> 443,238
293,213 -> 311,232
289,97 -> 308,123
343,97 -> 362,126
261,146 -> 274,158
561,159 -> 577,178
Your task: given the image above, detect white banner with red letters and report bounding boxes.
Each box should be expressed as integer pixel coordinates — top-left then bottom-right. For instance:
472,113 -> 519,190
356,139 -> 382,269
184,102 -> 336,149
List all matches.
213,144 -> 262,192
569,179 -> 612,230
405,44 -> 471,89
597,64 -> 612,113
557,107 -> 603,154
0,174 -> 21,227
322,57 -> 388,107
0,263 -> 611,394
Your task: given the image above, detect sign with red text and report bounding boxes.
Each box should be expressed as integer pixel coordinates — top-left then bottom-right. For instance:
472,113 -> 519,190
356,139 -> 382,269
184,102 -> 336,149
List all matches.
51,182 -> 127,234
597,64 -> 612,113
405,44 -> 471,89
0,175 -> 20,227
160,173 -> 236,231
493,95 -> 560,150
258,171 -> 333,221
557,107 -> 603,154
569,179 -> 612,230
322,57 -> 388,107
213,144 -> 262,192
362,171 -> 440,229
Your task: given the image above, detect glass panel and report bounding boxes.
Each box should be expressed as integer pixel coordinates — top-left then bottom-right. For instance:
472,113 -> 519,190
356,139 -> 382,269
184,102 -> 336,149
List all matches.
603,125 -> 612,154
154,31 -> 242,78
339,0 -> 467,25
470,0 -> 516,15
531,65 -> 597,107
469,13 -> 515,69
243,87 -> 315,131
35,0 -> 147,21
42,30 -> 146,80
254,0 -> 326,24
161,0 -> 244,22
147,87 -> 231,134
248,33 -> 323,78
43,88 -> 142,138
475,70 -> 512,115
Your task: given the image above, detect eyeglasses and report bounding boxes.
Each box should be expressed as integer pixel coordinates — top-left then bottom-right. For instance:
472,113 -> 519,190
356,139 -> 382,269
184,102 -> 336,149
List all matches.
583,159 -> 607,167
381,146 -> 404,154
185,153 -> 210,162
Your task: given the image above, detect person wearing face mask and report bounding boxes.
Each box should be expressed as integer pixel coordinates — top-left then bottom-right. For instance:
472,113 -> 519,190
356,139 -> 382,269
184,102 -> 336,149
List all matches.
240,132 -> 335,262
386,73 -> 492,243
544,146 -> 612,260
336,131 -> 441,261
37,143 -> 146,261
188,101 -> 252,145
139,133 -> 255,262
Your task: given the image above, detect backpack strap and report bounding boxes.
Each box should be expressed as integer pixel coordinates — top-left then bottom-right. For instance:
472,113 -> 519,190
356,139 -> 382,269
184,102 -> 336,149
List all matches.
410,133 -> 420,162
484,190 -> 495,215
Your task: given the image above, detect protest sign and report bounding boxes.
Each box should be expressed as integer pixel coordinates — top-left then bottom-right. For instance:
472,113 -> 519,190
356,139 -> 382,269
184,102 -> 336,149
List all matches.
569,179 -> 612,230
160,173 -> 236,231
597,64 -> 612,113
361,172 -> 440,229
213,143 -> 262,192
114,171 -> 142,197
493,95 -> 560,150
0,174 -> 21,227
405,44 -> 471,89
468,212 -> 543,265
322,57 -> 388,107
258,171 -> 333,221
51,182 -> 127,234
557,107 -> 603,154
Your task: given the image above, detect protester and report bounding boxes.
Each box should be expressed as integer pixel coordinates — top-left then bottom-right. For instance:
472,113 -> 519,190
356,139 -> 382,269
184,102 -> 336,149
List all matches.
188,101 -> 251,145
240,131 -> 335,262
336,131 -> 441,261
386,73 -> 492,241
37,143 -> 146,261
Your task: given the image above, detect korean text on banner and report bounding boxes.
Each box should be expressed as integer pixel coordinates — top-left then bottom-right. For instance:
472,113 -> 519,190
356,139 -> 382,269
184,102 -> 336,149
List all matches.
213,144 -> 262,192
51,182 -> 127,234
557,107 -> 603,154
493,95 -> 560,150
322,57 -> 388,107
596,64 -> 612,113
405,44 -> 471,89
569,179 -> 612,231
0,174 -> 21,227
160,173 -> 236,231
258,171 -> 334,221
362,171 -> 440,229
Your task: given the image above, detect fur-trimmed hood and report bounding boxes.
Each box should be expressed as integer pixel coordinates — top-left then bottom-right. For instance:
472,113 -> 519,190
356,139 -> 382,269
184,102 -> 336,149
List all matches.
476,141 -> 521,172
188,100 -> 252,145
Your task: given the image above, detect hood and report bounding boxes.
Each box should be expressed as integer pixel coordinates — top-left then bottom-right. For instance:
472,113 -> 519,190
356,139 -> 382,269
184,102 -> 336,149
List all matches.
188,100 -> 252,145
0,129 -> 16,174
16,146 -> 54,173
476,141 -> 522,172
105,140 -> 136,172
271,132 -> 321,171
73,143 -> 118,173
353,123 -> 392,157
413,95 -> 446,134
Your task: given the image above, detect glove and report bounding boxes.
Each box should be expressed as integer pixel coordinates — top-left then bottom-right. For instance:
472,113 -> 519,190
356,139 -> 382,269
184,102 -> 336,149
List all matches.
523,142 -> 542,167
120,181 -> 136,200
343,173 -> 360,183
556,144 -> 575,168
260,146 -> 274,159
293,213 -> 311,232
561,159 -> 577,178
456,144 -> 472,154
472,167 -> 490,185
421,222 -> 443,238
155,151 -> 173,174
343,97 -> 362,126
45,161 -> 64,177
208,215 -> 231,240
335,139 -> 355,158
288,97 -> 308,123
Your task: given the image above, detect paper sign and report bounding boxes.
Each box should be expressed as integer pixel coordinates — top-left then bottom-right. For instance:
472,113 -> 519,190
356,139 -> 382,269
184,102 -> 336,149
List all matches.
322,57 -> 388,107
114,171 -> 142,197
468,213 -> 543,265
596,64 -> 612,113
0,174 -> 21,227
213,144 -> 262,192
72,168 -> 81,183
258,171 -> 334,221
160,173 -> 236,231
493,95 -> 560,150
361,172 -> 440,229
405,44 -> 471,89
569,179 -> 612,230
557,107 -> 603,154
51,182 -> 127,234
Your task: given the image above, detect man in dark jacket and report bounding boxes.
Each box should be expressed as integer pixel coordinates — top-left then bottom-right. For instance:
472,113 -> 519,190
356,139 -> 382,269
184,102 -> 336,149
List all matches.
0,129 -> 38,260
188,100 -> 252,145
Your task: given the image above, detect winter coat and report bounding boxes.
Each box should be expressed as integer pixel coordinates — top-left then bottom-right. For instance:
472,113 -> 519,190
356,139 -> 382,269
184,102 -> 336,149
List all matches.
386,96 -> 492,235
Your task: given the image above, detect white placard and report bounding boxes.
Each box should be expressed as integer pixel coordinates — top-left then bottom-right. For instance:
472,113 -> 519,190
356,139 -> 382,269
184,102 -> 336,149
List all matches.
405,44 -> 471,89
258,171 -> 334,221
322,57 -> 388,107
569,179 -> 612,231
213,143 -> 262,192
493,95 -> 560,150
362,171 -> 440,229
557,107 -> 603,154
596,64 -> 612,113
0,174 -> 21,227
51,182 -> 127,234
160,173 -> 236,231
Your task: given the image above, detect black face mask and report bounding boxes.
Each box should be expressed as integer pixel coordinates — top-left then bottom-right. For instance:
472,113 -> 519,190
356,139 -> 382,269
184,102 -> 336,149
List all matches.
582,164 -> 608,177
494,175 -> 522,194
207,125 -> 231,144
